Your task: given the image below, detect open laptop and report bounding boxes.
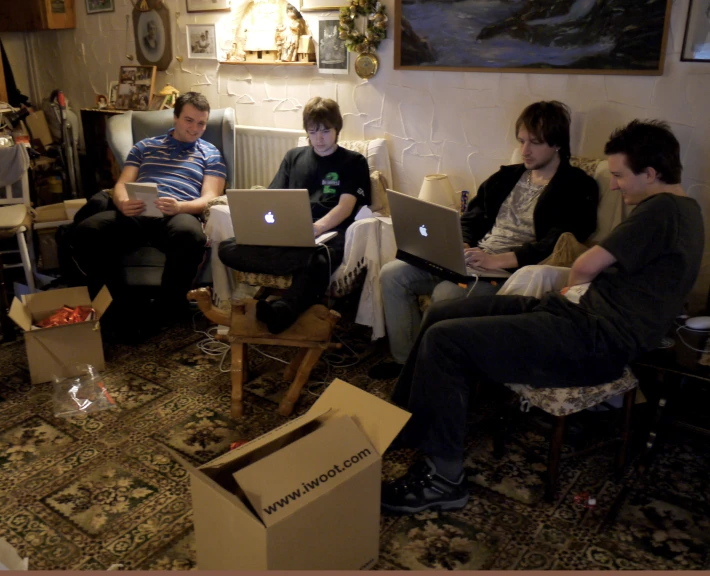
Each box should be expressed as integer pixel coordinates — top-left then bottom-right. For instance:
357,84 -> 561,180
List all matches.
387,189 -> 512,283
226,189 -> 337,247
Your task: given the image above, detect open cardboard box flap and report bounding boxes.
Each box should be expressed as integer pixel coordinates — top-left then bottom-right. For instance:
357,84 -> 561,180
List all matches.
234,415 -> 377,527
165,446 -> 263,529
311,378 -> 411,455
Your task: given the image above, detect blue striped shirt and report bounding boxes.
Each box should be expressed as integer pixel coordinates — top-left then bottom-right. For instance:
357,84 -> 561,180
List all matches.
125,129 -> 227,201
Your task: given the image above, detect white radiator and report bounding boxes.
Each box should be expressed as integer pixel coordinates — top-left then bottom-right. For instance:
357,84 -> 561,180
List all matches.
235,125 -> 303,189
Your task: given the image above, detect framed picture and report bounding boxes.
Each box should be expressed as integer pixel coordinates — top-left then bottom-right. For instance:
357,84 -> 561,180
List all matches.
186,24 -> 218,59
186,0 -> 230,12
395,0 -> 672,75
108,81 -> 119,105
95,94 -> 109,109
133,0 -> 173,71
300,0 -> 347,12
86,0 -> 114,14
149,95 -> 167,111
317,18 -> 349,74
681,0 -> 710,61
115,66 -> 156,110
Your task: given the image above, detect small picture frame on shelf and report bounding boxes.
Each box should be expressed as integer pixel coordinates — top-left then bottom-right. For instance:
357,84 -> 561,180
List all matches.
95,94 -> 109,109
186,24 -> 218,59
149,95 -> 167,111
317,17 -> 349,74
115,65 -> 156,110
86,0 -> 114,14
108,81 -> 119,105
681,0 -> 710,62
186,0 -> 229,12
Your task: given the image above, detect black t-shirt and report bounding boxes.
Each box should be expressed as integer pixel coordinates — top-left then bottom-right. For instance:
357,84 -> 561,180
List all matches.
269,146 -> 371,232
577,193 -> 705,356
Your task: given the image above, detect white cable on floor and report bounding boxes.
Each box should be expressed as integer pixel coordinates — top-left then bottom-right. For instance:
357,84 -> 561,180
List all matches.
192,310 -> 362,396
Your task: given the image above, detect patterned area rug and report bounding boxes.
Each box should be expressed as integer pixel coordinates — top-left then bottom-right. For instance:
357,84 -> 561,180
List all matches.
1,309 -> 709,570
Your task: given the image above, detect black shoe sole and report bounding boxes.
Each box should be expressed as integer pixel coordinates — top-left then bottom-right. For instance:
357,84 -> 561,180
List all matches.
380,494 -> 470,515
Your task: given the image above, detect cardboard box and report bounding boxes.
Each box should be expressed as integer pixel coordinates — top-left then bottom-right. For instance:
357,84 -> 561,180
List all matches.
173,378 -> 410,570
24,110 -> 54,148
33,198 -> 86,224
8,286 -> 112,384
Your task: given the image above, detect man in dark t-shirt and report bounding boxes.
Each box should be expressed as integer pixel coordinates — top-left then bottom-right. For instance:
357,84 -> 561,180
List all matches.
380,120 -> 705,515
219,97 -> 371,334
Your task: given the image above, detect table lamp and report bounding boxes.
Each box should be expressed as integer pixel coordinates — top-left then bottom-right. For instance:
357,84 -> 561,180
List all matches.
418,173 -> 457,210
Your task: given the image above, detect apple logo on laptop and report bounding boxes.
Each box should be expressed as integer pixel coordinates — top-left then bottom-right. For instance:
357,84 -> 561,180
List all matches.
264,211 -> 275,224
419,224 -> 428,237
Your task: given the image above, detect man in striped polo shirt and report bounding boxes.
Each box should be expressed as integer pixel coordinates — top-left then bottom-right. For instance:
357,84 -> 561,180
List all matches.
73,92 -> 227,330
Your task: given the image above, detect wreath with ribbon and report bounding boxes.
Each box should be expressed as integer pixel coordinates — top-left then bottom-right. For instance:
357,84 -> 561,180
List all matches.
339,0 -> 388,53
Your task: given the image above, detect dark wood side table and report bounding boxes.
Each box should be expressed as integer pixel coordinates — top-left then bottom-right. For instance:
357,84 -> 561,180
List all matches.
632,345 -> 710,472
80,109 -> 124,198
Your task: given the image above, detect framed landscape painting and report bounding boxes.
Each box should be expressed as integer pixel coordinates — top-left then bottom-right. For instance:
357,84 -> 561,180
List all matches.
395,0 -> 672,75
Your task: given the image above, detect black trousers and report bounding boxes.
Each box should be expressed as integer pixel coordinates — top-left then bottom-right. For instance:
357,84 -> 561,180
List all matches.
72,208 -> 206,305
218,235 -> 345,315
391,294 -> 629,462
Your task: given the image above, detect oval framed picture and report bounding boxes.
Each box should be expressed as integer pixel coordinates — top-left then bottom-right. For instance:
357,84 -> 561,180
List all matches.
132,0 -> 173,71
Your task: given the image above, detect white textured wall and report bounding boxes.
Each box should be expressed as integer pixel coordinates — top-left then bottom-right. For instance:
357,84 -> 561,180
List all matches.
20,0 -> 710,309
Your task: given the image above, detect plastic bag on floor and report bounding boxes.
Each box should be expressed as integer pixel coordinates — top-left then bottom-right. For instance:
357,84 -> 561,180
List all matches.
52,364 -> 116,418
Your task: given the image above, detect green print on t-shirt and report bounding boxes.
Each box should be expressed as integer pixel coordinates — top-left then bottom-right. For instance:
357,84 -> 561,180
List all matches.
322,172 -> 340,195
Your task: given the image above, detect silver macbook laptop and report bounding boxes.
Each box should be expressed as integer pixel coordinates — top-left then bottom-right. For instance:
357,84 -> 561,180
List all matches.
226,189 -> 337,247
387,189 -> 512,282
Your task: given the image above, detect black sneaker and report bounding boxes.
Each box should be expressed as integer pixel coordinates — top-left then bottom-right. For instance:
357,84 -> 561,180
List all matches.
381,458 -> 469,514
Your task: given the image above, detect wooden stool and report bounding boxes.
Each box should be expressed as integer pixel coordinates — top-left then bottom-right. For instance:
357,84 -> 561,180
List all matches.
188,288 -> 341,418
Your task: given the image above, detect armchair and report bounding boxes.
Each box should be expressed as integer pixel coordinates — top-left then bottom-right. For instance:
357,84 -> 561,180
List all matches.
104,107 -> 235,290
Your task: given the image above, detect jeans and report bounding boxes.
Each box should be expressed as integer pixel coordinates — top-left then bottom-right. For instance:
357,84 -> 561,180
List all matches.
391,294 -> 629,462
380,259 -> 501,363
218,234 -> 346,317
73,209 -> 206,305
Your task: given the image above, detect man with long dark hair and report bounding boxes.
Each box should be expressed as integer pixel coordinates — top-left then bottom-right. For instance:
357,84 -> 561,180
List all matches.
370,101 -> 599,380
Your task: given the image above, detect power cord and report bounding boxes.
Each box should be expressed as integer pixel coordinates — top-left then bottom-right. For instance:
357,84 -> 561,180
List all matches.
675,325 -> 710,353
190,301 -> 362,398
466,273 -> 479,297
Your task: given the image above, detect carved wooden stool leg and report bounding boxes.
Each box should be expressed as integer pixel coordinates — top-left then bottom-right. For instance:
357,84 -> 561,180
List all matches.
284,349 -> 308,381
231,341 -> 247,418
278,347 -> 325,417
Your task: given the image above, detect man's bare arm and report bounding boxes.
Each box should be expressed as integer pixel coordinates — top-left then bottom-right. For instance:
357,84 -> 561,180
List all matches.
567,245 -> 617,287
113,166 -> 144,216
313,194 -> 358,236
155,175 -> 226,216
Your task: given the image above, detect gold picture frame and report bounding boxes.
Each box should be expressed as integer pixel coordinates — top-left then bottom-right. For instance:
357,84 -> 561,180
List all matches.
394,0 -> 672,75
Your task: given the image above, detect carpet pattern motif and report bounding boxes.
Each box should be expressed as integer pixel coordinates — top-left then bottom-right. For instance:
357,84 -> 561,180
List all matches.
1,314 -> 709,570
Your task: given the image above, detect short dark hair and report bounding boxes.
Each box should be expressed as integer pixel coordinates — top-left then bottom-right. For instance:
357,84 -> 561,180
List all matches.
302,97 -> 343,136
604,120 -> 681,184
515,101 -> 572,161
174,92 -> 210,119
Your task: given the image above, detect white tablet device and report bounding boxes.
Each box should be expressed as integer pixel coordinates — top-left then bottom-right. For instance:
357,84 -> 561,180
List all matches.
125,182 -> 162,218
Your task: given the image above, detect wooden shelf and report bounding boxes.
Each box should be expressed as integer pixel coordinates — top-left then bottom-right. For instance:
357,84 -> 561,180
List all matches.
218,61 -> 316,66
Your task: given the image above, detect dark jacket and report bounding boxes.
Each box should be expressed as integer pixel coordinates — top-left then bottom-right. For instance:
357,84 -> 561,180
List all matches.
460,161 -> 599,268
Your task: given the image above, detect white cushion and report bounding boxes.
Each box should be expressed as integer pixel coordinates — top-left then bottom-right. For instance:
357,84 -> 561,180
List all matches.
0,204 -> 28,230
